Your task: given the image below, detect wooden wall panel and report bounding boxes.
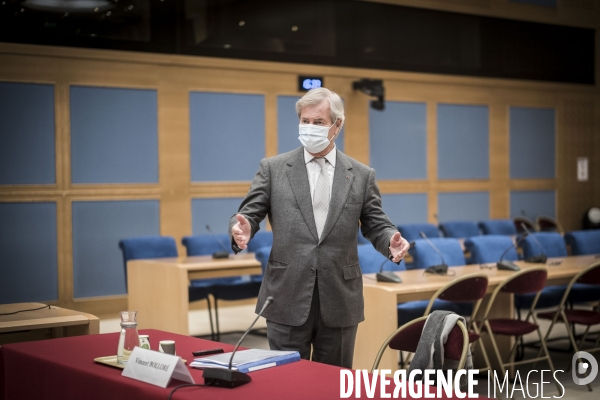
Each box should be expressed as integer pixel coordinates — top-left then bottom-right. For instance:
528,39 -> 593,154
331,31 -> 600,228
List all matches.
1,24 -> 599,314
557,98 -> 597,231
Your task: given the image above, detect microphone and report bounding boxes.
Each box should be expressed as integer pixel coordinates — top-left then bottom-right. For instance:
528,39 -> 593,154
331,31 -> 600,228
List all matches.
520,223 -> 547,263
206,225 -> 230,259
419,232 -> 448,274
203,296 -> 274,388
376,241 -> 415,283
496,233 -> 528,271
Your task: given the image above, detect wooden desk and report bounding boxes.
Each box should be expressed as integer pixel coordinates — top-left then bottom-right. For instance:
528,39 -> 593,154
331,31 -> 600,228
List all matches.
127,254 -> 262,335
353,254 -> 598,371
0,303 -> 99,345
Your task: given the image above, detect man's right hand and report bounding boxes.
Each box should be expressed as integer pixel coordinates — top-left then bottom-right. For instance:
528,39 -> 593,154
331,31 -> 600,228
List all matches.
232,214 -> 251,250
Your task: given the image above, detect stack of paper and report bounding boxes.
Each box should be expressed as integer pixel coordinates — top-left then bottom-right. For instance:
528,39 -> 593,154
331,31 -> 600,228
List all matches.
190,349 -> 300,373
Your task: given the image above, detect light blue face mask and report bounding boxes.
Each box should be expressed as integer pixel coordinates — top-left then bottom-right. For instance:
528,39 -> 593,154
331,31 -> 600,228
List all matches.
298,122 -> 337,153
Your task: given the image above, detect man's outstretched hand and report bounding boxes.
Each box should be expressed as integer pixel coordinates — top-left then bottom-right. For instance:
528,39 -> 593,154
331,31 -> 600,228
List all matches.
232,214 -> 251,250
389,232 -> 410,263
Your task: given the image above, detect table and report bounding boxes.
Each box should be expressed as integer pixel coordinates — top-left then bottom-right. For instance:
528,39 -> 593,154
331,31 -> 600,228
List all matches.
0,303 -> 99,345
0,329 -> 484,400
127,254 -> 262,335
353,255 -> 599,371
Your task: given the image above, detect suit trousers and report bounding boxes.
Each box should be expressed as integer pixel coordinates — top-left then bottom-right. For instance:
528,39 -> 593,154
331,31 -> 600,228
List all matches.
266,278 -> 358,369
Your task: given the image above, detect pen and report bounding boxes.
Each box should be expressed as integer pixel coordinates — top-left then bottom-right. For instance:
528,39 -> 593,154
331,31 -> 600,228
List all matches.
192,348 -> 225,357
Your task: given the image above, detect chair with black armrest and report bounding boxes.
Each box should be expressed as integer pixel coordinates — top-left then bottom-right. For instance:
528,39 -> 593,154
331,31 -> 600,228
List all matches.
119,236 -> 215,340
563,230 -> 600,305
536,215 -> 564,234
182,234 -> 262,341
423,273 -> 492,374
479,267 -> 563,397
564,229 -> 600,256
516,233 -> 568,311
513,216 -> 538,235
478,219 -> 517,236
371,315 -> 469,374
537,261 -> 600,392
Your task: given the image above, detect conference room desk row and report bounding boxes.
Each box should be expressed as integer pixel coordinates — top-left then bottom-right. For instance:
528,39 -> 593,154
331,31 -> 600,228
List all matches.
127,254 -> 262,335
126,252 -> 599,372
0,329 -> 482,400
354,254 -> 600,371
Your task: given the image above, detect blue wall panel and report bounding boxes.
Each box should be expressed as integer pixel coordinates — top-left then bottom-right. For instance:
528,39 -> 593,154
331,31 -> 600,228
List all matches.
277,95 -> 344,155
510,190 -> 556,219
370,102 -> 427,180
510,0 -> 556,7
72,200 -> 160,298
70,86 -> 158,184
438,192 -> 490,222
0,82 -> 55,184
381,193 -> 428,225
437,104 -> 489,180
192,198 -> 266,235
191,92 -> 265,181
510,107 -> 555,179
0,202 -> 58,303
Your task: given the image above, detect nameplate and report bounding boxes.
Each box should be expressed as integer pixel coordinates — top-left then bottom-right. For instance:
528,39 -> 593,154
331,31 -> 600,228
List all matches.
122,347 -> 194,388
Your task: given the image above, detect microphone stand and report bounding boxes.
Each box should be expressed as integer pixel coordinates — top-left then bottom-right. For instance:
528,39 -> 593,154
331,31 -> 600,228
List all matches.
520,223 -> 548,263
206,224 -> 230,259
376,258 -> 402,283
202,297 -> 273,388
419,232 -> 448,274
496,233 -> 528,271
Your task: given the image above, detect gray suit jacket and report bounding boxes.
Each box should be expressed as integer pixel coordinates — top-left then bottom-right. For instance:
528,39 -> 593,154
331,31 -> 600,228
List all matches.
229,147 -> 398,328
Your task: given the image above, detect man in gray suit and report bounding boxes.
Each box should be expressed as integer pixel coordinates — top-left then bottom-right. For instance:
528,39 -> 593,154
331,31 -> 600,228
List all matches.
230,87 -> 409,368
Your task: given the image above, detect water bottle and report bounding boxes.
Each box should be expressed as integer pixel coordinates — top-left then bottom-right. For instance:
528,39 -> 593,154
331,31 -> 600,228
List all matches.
117,311 -> 140,365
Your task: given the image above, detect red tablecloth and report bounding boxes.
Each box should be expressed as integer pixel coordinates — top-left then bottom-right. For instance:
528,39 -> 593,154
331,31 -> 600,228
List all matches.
0,329 -> 482,400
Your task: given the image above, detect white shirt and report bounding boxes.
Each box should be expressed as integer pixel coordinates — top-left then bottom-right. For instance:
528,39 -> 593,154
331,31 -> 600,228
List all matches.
304,146 -> 336,203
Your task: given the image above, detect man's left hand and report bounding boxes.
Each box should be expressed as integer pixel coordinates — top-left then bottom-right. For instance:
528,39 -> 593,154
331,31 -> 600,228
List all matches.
389,232 -> 410,263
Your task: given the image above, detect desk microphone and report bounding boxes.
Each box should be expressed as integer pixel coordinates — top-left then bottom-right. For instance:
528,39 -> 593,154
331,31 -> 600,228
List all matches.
419,232 -> 448,274
203,296 -> 273,388
520,223 -> 547,264
496,233 -> 528,271
376,241 -> 415,283
205,225 -> 230,259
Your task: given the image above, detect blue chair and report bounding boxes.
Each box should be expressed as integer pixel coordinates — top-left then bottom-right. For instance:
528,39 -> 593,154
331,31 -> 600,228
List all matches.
182,234 -> 262,341
564,230 -> 600,255
247,231 -> 273,282
357,244 -> 405,274
397,223 -> 441,242
407,238 -> 466,271
464,235 -> 518,265
254,245 -> 271,274
564,230 -> 600,304
439,221 -> 481,238
398,238 -> 471,326
247,231 -> 273,253
478,220 -> 517,236
118,236 -> 215,338
516,233 -> 568,310
357,228 -> 370,245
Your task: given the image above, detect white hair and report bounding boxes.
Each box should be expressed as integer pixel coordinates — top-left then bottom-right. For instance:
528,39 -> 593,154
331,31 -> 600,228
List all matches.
295,87 -> 345,129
